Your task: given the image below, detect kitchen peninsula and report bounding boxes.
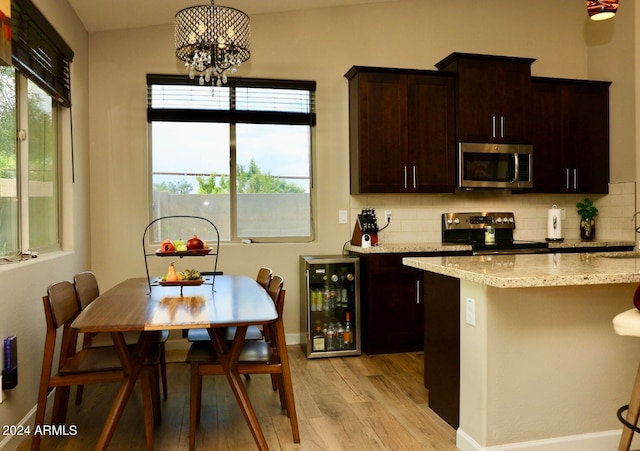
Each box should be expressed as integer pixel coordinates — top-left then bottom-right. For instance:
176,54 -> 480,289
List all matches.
404,253 -> 640,451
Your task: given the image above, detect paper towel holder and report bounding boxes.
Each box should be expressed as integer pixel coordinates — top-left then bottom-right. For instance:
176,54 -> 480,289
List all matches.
545,204 -> 565,242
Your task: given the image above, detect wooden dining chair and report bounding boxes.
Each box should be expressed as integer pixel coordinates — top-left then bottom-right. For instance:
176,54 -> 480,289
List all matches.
187,267 -> 273,343
32,281 -> 160,451
74,271 -> 169,400
185,279 -> 299,451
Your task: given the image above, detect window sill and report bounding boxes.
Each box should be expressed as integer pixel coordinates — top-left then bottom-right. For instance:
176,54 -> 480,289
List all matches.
0,250 -> 74,273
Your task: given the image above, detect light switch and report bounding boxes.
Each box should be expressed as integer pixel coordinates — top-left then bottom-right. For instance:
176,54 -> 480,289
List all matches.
338,210 -> 348,224
466,297 -> 476,326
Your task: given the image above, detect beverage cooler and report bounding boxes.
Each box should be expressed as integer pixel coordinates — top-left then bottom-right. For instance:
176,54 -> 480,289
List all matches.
300,255 -> 361,358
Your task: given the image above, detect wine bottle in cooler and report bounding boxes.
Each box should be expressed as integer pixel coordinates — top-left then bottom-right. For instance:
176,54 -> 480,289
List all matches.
312,321 -> 325,352
343,312 -> 354,349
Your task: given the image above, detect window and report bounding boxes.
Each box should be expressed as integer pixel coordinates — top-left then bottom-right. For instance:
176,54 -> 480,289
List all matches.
147,75 -> 316,243
0,66 -> 60,257
0,0 -> 73,258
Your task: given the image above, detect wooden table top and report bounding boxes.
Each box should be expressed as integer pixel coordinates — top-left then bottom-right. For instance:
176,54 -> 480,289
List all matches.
71,275 -> 277,333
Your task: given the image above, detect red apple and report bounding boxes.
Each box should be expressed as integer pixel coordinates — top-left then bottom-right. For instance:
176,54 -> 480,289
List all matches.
187,235 -> 204,250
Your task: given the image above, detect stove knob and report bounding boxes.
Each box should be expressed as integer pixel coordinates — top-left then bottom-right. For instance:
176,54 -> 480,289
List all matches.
508,217 -> 514,223
495,217 -> 502,223
447,218 -> 453,224
454,218 -> 460,224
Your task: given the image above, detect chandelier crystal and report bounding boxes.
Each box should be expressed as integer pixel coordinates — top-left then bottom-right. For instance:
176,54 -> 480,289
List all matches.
175,1 -> 251,87
586,0 -> 618,21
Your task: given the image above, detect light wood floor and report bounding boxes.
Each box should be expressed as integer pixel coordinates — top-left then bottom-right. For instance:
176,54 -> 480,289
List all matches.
17,346 -> 457,450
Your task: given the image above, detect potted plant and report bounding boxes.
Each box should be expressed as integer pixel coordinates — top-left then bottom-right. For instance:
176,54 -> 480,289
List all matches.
576,197 -> 598,240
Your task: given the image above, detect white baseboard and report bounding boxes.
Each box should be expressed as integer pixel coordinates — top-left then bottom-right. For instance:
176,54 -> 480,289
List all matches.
456,427 -> 633,451
0,390 -> 54,450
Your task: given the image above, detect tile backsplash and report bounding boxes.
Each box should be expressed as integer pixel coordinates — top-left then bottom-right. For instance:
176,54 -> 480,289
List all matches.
350,182 -> 636,244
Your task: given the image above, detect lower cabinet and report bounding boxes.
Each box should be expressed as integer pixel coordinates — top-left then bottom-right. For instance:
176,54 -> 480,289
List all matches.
356,253 -> 425,355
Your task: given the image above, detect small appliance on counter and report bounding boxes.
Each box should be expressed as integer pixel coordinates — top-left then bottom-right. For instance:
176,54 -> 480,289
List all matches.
442,212 -> 549,255
546,204 -> 564,242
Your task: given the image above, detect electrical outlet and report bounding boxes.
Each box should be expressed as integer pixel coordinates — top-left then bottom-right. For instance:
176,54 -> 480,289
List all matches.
385,210 -> 392,222
466,297 -> 476,326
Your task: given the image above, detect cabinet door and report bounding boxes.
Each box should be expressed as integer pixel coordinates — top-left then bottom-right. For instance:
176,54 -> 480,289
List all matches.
531,78 -> 610,194
455,59 -> 496,143
349,72 -> 408,193
454,58 -> 532,143
495,61 -> 533,143
531,80 -> 567,193
408,74 -> 456,193
569,83 -> 609,194
362,254 -> 424,354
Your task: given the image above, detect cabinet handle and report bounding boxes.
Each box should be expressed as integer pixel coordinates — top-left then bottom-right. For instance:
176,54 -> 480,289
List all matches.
573,169 -> 578,190
404,166 -> 408,189
500,116 -> 505,138
566,168 -> 570,190
412,166 -> 417,189
491,116 -> 496,138
416,280 -> 420,304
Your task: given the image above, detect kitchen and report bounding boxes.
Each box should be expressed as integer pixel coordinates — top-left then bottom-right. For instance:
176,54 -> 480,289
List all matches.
0,0 -> 638,450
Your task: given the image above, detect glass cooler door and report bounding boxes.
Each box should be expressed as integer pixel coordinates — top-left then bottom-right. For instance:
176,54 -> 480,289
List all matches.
300,255 -> 361,358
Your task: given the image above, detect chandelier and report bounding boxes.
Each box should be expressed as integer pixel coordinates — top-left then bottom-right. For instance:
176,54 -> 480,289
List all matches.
175,1 -> 251,87
586,0 -> 618,21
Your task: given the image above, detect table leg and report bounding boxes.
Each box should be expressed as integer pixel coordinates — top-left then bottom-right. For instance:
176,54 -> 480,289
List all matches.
95,331 -> 154,451
207,326 -> 269,451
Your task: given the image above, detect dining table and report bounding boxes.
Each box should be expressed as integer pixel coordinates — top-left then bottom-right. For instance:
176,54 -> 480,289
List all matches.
71,275 -> 278,450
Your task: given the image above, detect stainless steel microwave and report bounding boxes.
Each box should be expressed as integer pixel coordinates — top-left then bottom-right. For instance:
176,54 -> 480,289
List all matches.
458,142 -> 533,189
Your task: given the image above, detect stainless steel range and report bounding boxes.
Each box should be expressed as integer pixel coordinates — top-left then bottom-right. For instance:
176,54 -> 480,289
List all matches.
442,212 -> 549,255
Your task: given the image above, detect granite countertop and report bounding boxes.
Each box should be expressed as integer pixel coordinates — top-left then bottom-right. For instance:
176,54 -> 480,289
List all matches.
403,252 -> 640,288
346,239 -> 635,254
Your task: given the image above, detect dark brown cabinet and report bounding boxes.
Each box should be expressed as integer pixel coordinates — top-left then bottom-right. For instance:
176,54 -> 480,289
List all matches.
436,53 -> 535,144
356,253 -> 424,354
531,77 -> 610,194
345,66 -> 455,194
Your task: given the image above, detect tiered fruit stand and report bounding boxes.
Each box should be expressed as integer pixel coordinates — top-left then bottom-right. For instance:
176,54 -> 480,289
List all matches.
142,215 -> 220,293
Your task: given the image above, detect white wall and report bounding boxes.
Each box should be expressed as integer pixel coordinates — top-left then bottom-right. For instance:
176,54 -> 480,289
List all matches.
0,0 -> 90,445
85,0 -> 635,346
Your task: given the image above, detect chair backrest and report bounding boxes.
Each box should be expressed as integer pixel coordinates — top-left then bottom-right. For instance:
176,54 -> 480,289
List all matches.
268,275 -> 284,305
275,289 -> 286,318
74,271 -> 100,310
262,276 -> 284,343
256,267 -> 272,290
44,281 -> 82,366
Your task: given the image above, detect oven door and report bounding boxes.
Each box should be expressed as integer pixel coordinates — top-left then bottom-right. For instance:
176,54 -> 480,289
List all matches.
458,143 -> 532,189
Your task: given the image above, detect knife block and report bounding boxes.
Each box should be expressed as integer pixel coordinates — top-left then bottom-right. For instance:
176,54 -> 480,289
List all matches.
351,214 -> 377,246
351,215 -> 364,246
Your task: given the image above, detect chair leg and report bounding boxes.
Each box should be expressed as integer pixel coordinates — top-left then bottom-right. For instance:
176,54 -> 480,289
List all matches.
159,342 -> 168,400
31,385 -> 51,451
619,361 -> 640,450
274,324 -> 300,443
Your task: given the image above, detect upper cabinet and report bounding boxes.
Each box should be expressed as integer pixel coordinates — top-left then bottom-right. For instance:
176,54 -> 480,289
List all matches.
531,77 -> 610,194
436,53 -> 536,144
345,66 -> 456,194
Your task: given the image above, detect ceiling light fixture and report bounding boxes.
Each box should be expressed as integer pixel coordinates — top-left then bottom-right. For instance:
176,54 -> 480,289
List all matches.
175,1 -> 251,87
587,0 -> 618,21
